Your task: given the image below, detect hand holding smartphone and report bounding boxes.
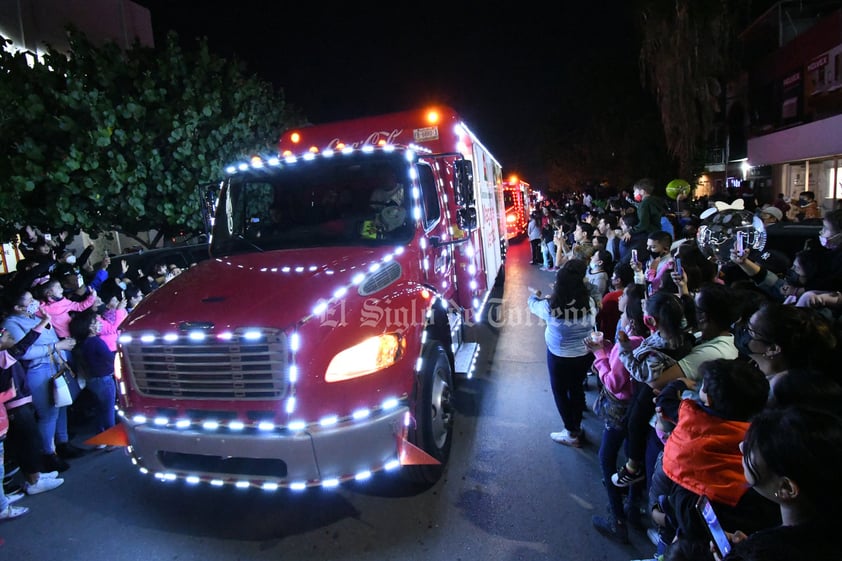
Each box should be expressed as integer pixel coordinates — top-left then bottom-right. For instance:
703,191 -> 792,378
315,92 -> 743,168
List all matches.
696,495 -> 732,558
735,232 -> 745,255
674,257 -> 683,276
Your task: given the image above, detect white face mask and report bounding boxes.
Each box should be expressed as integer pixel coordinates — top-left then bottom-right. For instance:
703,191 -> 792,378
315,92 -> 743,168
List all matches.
819,232 -> 842,249
25,301 -> 40,316
64,255 -> 77,265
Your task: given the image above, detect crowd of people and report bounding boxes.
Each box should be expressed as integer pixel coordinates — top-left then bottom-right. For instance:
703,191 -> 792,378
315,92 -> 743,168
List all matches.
0,228 -> 179,522
527,179 -> 842,560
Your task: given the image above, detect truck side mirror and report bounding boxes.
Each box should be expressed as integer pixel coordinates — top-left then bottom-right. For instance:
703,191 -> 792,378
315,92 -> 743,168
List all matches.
454,160 -> 474,207
199,182 -> 221,236
458,207 -> 477,231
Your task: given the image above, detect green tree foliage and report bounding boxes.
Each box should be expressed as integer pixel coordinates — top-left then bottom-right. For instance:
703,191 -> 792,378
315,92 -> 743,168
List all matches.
0,30 -> 304,246
636,0 -> 751,178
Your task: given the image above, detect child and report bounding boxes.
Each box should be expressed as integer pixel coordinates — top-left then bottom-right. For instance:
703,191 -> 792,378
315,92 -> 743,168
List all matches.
95,283 -> 129,353
36,278 -> 97,339
586,249 -> 613,306
585,283 -> 649,544
612,291 -> 694,491
640,230 -> 675,294
653,358 -> 778,559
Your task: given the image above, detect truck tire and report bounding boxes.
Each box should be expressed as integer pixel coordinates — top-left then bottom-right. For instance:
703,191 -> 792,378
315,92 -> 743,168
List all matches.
405,341 -> 454,485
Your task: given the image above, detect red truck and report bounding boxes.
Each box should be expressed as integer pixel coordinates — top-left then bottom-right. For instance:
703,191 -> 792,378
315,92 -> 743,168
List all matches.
113,106 -> 507,489
502,177 -> 533,240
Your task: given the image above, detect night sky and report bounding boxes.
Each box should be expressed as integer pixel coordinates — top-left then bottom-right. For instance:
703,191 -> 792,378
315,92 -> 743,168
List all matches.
134,1 -> 641,188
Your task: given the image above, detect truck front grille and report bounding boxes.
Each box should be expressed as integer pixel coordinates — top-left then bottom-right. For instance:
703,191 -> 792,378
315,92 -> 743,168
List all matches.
122,329 -> 289,400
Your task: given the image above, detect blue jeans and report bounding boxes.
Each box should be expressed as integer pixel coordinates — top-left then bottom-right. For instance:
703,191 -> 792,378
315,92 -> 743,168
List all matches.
86,375 -> 116,433
546,351 -> 591,433
0,440 -> 8,511
542,241 -> 556,268
598,423 -> 644,521
27,361 -> 68,454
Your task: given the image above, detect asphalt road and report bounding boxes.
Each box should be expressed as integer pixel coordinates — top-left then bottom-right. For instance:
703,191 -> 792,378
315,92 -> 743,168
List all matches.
1,238 -> 654,561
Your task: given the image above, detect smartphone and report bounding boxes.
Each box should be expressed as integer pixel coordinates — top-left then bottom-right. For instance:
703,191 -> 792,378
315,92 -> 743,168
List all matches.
696,495 -> 732,557
735,231 -> 745,255
631,249 -> 638,264
674,257 -> 683,276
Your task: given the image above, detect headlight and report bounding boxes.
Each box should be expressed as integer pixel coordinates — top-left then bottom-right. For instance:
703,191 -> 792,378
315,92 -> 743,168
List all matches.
325,333 -> 405,382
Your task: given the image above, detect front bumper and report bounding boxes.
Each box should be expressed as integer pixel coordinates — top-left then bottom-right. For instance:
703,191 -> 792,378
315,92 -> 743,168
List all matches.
122,406 -> 409,488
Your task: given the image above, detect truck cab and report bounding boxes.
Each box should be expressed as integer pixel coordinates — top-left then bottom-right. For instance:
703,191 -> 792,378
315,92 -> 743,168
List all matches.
114,106 -> 505,490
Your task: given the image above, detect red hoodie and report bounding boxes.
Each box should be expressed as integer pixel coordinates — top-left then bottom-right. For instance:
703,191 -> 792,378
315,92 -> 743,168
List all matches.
662,399 -> 750,507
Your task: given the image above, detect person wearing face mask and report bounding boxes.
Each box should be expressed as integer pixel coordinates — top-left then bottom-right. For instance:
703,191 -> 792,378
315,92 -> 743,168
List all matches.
586,249 -> 613,306
622,178 -> 669,242
586,283 -> 649,544
794,190 -> 821,222
733,302 -> 838,397
1,290 -> 81,470
36,279 -> 97,340
640,230 -> 676,293
730,245 -> 824,304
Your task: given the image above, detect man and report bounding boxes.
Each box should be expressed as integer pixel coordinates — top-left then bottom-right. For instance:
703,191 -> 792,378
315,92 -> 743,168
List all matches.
758,205 -> 783,226
793,191 -> 821,221
555,221 -> 596,268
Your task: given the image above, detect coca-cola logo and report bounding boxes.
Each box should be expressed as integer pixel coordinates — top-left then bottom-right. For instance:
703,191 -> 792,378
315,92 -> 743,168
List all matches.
325,129 -> 405,150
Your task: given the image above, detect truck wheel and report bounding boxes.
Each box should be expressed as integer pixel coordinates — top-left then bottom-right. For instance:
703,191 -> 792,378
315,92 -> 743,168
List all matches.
405,342 -> 454,485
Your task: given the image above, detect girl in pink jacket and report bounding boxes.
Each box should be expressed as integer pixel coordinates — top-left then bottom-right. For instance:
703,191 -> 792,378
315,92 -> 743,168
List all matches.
37,279 -> 97,339
584,283 -> 649,545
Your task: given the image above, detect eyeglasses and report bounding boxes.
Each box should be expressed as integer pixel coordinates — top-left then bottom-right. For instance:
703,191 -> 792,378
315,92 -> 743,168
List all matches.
746,322 -> 773,344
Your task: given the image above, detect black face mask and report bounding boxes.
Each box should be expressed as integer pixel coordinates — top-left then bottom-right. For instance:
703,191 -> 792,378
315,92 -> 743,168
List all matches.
784,268 -> 804,287
648,250 -> 664,260
734,324 -> 753,357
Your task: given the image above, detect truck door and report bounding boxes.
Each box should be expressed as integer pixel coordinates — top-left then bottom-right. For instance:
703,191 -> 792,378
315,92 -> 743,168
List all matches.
416,162 -> 456,301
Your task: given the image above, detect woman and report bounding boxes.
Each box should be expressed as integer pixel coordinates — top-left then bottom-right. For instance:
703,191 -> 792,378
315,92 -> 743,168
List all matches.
69,309 -> 117,438
1,291 -> 79,471
527,259 -> 596,447
718,406 -> 842,560
734,302 -> 838,394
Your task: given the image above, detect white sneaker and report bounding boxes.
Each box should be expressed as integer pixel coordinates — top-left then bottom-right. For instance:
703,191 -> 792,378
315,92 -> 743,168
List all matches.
24,477 -> 64,495
550,429 -> 582,447
7,491 -> 25,504
0,504 -> 29,520
38,471 -> 59,480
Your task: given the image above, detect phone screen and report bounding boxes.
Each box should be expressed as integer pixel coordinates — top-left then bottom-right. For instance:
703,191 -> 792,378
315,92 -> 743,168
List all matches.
697,496 -> 731,557
674,257 -> 683,276
735,231 -> 744,254
632,249 -> 638,263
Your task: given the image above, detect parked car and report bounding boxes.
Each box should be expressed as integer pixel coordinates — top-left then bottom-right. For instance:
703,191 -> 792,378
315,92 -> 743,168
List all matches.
763,219 -> 822,258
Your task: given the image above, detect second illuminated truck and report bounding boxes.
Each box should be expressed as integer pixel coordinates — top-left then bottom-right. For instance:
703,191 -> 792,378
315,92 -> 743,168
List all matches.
113,106 -> 507,490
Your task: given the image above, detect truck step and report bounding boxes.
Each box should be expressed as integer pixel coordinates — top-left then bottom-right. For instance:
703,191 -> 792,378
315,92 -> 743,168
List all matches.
454,342 -> 480,378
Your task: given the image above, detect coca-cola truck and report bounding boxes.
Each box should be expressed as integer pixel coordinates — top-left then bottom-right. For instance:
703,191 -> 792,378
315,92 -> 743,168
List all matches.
113,105 -> 507,489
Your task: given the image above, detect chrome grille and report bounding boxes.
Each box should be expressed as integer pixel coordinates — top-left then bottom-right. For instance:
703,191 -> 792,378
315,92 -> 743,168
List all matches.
123,329 -> 288,400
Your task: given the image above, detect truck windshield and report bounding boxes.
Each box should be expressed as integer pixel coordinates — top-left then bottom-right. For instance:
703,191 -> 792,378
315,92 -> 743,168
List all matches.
210,154 -> 415,255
